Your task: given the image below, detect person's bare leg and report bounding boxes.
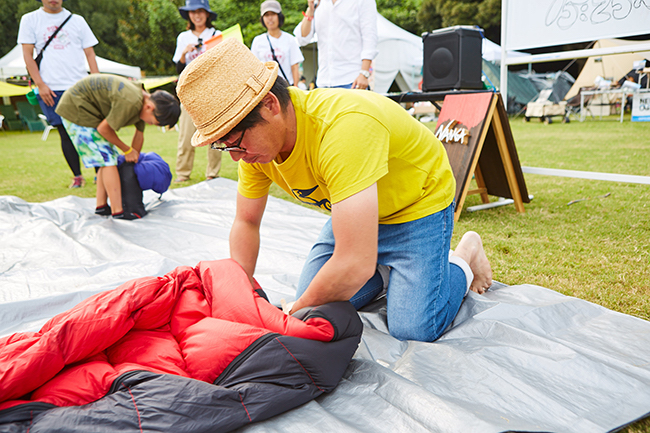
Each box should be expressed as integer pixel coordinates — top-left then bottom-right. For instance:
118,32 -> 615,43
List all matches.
96,167 -> 108,208
101,166 -> 123,214
452,231 -> 492,294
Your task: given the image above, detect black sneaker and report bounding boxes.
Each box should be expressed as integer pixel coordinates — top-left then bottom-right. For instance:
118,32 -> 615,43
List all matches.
112,211 -> 143,220
95,205 -> 112,216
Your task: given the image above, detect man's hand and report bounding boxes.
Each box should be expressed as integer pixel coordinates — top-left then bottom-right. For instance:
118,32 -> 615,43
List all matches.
352,59 -> 373,90
301,0 -> 317,37
281,299 -> 296,315
21,44 -> 56,106
352,74 -> 369,90
37,82 -> 57,107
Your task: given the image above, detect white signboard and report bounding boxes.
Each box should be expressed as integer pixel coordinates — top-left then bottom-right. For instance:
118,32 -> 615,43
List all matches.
631,91 -> 650,122
505,0 -> 650,51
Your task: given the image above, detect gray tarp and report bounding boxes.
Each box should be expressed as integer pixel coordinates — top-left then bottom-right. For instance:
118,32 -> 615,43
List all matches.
1,179 -> 649,432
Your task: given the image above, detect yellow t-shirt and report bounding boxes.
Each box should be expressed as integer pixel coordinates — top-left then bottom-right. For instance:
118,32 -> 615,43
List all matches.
238,88 -> 455,224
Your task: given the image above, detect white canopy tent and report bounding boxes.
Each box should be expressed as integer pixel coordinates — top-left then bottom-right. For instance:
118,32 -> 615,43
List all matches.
294,14 -> 423,94
0,44 -> 141,80
482,37 -> 530,64
565,38 -> 650,100
372,14 -> 423,93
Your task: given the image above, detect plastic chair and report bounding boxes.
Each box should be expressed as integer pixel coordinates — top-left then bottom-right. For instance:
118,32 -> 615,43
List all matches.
16,102 -> 46,132
0,105 -> 25,131
38,114 -> 55,140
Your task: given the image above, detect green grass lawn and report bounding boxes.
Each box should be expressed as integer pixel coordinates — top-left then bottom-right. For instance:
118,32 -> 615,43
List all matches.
1,115 -> 650,432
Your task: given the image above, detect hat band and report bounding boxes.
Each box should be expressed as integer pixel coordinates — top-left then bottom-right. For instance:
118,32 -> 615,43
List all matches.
195,70 -> 268,133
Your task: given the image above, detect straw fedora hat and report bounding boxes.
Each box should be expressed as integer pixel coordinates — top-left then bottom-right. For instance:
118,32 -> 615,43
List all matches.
176,38 -> 279,147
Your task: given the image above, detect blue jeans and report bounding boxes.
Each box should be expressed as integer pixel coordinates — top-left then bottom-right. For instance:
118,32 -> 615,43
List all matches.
37,90 -> 65,126
296,202 -> 468,342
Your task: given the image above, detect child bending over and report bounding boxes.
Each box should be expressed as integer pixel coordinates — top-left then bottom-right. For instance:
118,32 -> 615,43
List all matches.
56,74 -> 180,219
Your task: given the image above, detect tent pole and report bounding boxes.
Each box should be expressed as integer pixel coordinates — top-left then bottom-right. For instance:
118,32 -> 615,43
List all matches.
500,0 -> 509,112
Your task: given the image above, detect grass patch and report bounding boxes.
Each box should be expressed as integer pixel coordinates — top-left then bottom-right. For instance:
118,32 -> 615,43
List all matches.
1,115 -> 650,432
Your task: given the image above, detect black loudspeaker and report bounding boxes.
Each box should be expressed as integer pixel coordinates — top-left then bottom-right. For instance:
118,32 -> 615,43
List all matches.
422,26 -> 483,92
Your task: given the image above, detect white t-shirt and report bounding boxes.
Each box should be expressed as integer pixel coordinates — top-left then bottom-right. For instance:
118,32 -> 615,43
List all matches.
295,0 -> 378,88
17,8 -> 98,91
250,31 -> 304,85
172,28 -> 221,66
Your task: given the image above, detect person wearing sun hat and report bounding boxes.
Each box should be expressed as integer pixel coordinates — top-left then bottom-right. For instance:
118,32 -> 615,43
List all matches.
250,0 -> 304,86
172,0 -> 222,183
178,0 -> 217,22
177,38 -> 494,343
174,0 -> 219,74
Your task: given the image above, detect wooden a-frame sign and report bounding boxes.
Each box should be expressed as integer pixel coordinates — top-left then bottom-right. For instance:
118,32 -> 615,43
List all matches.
434,92 -> 530,221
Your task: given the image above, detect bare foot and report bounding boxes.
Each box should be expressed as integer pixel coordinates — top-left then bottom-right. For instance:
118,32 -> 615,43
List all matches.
452,231 -> 492,294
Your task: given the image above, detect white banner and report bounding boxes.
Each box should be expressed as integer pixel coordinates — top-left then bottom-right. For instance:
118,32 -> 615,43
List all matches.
632,90 -> 650,122
505,0 -> 650,51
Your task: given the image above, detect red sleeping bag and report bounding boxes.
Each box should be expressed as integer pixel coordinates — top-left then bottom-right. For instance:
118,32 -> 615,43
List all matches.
0,259 -> 362,432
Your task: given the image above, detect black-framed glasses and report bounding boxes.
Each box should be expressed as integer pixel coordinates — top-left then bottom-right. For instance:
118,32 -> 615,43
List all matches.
210,128 -> 246,152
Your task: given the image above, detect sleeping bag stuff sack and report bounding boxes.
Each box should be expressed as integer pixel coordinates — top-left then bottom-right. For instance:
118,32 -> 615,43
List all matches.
0,259 -> 363,433
118,161 -> 147,218
117,152 -> 173,218
118,152 -> 173,194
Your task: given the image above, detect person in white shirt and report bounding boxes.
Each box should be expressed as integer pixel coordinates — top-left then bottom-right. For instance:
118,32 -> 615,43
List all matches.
251,0 -> 304,86
171,0 -> 222,183
18,0 -> 99,189
297,75 -> 308,90
296,0 -> 378,89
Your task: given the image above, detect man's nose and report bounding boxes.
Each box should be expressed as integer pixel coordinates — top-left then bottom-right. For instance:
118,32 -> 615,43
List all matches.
230,151 -> 244,162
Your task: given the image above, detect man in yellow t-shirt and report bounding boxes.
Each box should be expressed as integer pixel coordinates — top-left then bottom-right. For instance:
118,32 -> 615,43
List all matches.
177,39 -> 493,342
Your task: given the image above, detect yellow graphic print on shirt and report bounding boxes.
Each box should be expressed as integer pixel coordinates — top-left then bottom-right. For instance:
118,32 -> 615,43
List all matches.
291,186 -> 332,211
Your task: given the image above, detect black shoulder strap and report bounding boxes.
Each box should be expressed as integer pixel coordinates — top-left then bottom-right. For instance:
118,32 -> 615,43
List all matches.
266,33 -> 289,83
38,13 -> 73,58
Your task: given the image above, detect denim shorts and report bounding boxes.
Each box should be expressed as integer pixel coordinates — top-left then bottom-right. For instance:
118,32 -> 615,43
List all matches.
61,119 -> 119,168
296,202 -> 468,342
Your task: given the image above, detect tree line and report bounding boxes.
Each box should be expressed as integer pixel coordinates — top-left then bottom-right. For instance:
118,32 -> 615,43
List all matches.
1,0 -> 501,77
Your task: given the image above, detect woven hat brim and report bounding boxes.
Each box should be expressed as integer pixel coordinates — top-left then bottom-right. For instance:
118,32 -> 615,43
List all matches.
191,61 -> 279,147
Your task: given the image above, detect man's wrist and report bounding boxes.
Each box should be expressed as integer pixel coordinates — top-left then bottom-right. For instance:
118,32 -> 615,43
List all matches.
359,69 -> 370,79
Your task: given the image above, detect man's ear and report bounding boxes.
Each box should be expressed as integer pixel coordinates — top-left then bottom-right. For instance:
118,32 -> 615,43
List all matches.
262,92 -> 280,114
